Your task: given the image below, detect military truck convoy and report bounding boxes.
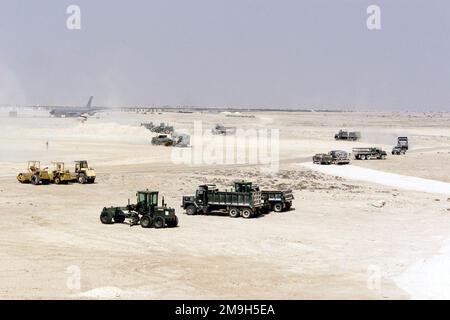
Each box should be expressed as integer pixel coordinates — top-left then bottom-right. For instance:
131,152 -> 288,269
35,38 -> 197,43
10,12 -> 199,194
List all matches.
17,160 -> 96,185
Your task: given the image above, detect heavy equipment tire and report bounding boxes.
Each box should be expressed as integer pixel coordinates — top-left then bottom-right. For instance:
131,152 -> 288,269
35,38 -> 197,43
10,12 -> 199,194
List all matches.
100,210 -> 114,224
381,155 -> 386,160
88,178 -> 95,184
154,216 -> 165,228
17,174 -> 25,183
273,202 -> 283,212
31,175 -> 40,185
241,208 -> 252,219
186,205 -> 197,215
285,203 -> 291,211
78,174 -> 86,184
229,207 -> 240,218
114,214 -> 126,223
167,216 -> 179,228
54,177 -> 61,184
140,215 -> 153,228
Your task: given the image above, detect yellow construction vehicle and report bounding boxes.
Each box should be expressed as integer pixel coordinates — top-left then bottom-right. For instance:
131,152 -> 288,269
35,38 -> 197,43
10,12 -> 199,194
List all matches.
17,161 -> 51,185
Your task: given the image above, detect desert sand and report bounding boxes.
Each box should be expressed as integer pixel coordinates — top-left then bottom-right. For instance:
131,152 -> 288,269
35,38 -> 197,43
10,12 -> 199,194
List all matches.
0,108 -> 449,299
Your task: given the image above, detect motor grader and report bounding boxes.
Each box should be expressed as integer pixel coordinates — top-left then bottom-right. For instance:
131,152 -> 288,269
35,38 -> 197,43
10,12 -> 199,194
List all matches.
73,160 -> 96,184
100,190 -> 178,228
49,162 -> 73,184
17,161 -> 51,185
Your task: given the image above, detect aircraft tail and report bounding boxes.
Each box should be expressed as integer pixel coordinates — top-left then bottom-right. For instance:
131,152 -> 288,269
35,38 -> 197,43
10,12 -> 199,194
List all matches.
86,96 -> 94,108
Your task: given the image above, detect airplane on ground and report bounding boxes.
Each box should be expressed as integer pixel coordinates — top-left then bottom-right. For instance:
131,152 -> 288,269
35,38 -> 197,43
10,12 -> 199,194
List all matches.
49,96 -> 104,118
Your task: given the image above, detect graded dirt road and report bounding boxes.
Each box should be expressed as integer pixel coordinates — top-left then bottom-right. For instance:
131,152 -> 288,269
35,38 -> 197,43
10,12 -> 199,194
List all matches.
0,109 -> 449,299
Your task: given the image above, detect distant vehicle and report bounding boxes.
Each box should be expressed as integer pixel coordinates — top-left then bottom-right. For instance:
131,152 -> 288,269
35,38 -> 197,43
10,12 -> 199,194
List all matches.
182,184 -> 263,218
392,146 -> 406,155
49,96 -> 103,118
313,150 -> 350,165
151,134 -> 176,146
352,147 -> 387,160
211,124 -> 236,136
392,137 -> 409,155
397,137 -> 409,150
141,122 -> 174,134
334,130 -> 360,141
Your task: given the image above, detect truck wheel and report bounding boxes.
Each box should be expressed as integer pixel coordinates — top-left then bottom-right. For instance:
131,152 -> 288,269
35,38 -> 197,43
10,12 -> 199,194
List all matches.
381,155 -> 386,160
154,216 -> 165,228
241,208 -> 252,219
31,175 -> 40,185
88,178 -> 95,184
114,214 -> 125,223
273,203 -> 283,212
360,155 -> 366,160
229,207 -> 240,218
100,210 -> 114,224
186,205 -> 197,215
167,216 -> 179,228
54,177 -> 61,184
140,215 -> 153,228
285,203 -> 291,211
78,174 -> 86,184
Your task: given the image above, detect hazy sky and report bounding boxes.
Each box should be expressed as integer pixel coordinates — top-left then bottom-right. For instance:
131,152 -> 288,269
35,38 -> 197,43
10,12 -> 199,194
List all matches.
0,0 -> 449,110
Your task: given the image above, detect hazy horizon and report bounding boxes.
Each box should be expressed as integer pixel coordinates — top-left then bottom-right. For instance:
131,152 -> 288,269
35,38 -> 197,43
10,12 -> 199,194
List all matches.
1,0 -> 449,111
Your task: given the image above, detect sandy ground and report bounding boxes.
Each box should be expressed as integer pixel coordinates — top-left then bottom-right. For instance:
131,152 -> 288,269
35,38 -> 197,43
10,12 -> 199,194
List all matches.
0,108 -> 450,299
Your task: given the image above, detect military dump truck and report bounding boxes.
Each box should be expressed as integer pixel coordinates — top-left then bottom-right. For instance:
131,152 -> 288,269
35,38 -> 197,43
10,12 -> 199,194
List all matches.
334,130 -> 360,141
234,181 -> 293,213
151,134 -> 177,146
211,124 -> 236,136
49,162 -> 73,184
313,150 -> 350,165
151,133 -> 190,147
100,190 -> 178,228
17,161 -> 51,185
352,147 -> 387,160
73,160 -> 96,184
181,184 -> 263,218
392,137 -> 409,155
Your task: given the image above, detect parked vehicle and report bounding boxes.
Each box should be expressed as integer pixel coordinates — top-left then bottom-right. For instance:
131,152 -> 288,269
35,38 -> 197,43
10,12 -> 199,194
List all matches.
313,150 -> 350,165
392,137 -> 409,155
334,130 -> 360,141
